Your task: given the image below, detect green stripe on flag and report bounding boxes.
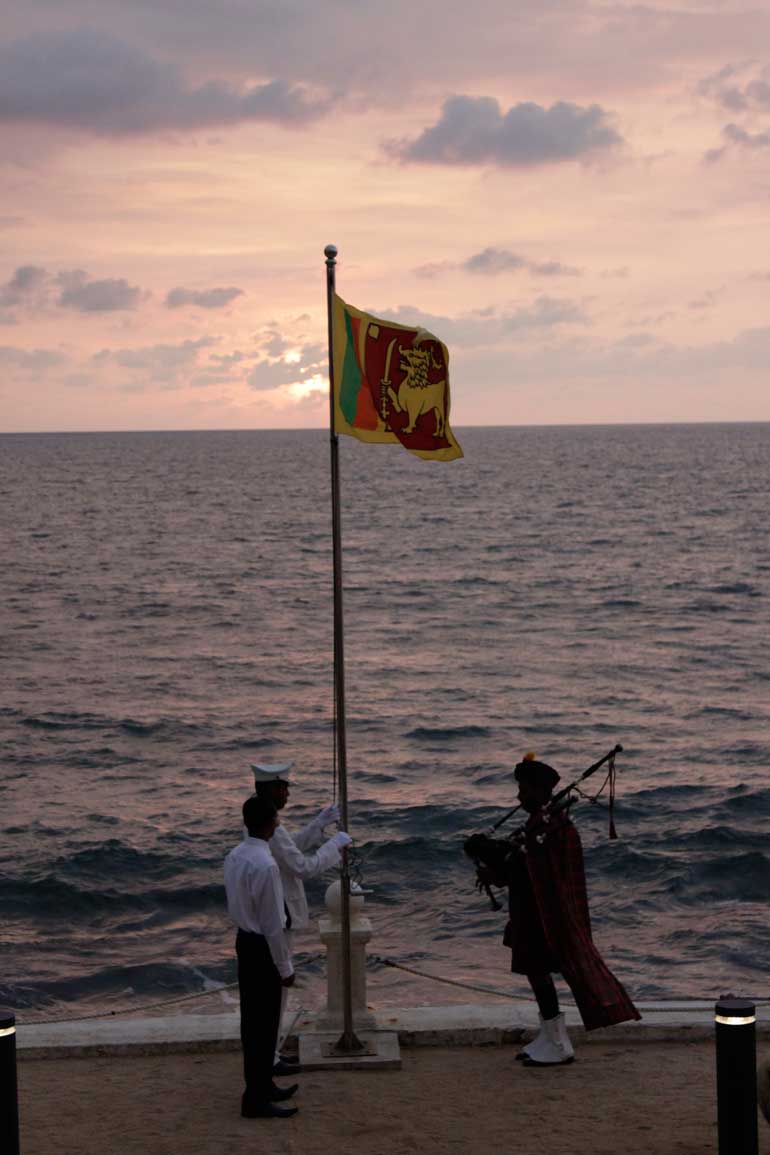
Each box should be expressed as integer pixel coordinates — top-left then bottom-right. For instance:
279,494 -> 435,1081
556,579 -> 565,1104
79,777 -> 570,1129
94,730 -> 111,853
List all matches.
340,308 -> 362,425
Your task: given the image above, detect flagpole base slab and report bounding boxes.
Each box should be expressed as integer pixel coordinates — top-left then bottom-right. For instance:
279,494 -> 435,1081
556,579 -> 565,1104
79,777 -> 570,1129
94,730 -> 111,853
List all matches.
298,1031 -> 401,1071
321,1038 -> 377,1058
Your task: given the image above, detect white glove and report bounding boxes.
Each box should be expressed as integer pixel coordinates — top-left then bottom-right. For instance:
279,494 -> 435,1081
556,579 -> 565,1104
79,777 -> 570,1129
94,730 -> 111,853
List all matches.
315,802 -> 340,827
329,831 -> 353,850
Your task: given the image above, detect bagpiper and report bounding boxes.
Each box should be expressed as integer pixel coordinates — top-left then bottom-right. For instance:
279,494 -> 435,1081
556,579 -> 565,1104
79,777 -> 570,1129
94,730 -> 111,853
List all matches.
465,754 -> 640,1065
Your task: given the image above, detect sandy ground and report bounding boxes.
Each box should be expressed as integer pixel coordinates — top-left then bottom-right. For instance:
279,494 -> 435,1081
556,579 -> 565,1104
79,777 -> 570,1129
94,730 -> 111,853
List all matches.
17,1041 -> 770,1155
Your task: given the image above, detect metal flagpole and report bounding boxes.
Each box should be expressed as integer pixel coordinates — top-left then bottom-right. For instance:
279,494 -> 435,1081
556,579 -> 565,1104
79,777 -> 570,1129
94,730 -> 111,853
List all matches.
324,243 -> 364,1054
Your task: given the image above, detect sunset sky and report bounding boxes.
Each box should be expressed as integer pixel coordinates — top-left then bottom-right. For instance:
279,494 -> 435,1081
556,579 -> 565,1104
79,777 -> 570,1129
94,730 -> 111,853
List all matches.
1,1 -> 769,432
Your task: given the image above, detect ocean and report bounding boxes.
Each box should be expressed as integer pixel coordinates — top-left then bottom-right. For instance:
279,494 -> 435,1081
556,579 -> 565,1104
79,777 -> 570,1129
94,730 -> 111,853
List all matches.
2,423 -> 769,1021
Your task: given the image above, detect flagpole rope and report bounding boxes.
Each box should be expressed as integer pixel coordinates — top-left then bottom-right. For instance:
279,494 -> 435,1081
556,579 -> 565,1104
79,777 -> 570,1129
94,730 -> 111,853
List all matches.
332,681 -> 338,806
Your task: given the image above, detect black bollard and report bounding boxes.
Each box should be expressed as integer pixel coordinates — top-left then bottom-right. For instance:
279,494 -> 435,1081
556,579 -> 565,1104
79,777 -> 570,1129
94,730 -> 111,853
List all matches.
0,1009 -> 20,1155
715,997 -> 758,1155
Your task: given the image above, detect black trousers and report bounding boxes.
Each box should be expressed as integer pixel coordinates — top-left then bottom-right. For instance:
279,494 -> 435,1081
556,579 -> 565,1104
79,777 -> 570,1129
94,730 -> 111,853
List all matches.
236,930 -> 282,1104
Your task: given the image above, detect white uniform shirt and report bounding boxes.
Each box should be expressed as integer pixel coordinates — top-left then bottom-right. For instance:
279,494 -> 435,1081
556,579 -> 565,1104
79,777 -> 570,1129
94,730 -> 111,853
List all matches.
224,837 -> 293,978
270,820 -> 342,930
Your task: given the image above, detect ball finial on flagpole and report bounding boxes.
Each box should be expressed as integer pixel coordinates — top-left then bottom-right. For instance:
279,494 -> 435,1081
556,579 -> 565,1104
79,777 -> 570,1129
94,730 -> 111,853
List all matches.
324,244 -> 338,261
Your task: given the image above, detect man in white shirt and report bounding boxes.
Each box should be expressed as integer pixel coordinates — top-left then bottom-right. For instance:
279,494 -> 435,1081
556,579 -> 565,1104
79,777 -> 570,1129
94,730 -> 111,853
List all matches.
224,796 -> 299,1119
251,760 -> 352,1071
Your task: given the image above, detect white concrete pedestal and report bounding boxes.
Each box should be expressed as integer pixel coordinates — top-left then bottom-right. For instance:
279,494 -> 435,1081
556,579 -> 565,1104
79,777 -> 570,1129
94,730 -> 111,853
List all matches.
298,880 -> 401,1070
314,912 -> 376,1032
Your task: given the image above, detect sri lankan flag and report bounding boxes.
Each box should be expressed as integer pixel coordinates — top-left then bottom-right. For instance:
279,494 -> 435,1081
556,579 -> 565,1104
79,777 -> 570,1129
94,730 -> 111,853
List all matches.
332,294 -> 463,461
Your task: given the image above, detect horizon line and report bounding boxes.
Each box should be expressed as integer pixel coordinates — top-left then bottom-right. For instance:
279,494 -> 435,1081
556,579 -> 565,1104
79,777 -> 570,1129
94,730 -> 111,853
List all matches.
3,418 -> 770,436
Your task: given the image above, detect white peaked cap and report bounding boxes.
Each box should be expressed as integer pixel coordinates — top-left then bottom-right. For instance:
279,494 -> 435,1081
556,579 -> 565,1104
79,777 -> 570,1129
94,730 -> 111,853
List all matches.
251,761 -> 294,783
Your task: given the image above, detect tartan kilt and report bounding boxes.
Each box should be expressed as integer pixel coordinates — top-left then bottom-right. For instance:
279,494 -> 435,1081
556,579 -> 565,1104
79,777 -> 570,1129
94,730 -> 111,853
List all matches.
525,813 -> 641,1030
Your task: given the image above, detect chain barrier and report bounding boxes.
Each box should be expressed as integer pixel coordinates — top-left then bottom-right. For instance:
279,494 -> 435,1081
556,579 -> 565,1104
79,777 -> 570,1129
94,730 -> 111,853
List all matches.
368,955 -> 524,1000
19,949 -> 770,1026
366,955 -> 770,1010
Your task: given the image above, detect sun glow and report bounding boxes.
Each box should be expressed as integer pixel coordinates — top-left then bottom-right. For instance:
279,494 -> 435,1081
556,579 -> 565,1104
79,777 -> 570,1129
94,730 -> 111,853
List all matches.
287,373 -> 326,401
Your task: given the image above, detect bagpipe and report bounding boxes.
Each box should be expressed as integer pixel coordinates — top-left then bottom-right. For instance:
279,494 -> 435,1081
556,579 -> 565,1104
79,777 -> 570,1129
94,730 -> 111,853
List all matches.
463,744 -> 623,910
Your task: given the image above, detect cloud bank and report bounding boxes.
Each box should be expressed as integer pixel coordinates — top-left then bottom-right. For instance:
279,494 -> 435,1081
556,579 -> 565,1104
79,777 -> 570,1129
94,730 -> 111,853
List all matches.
0,344 -> 67,370
699,63 -> 770,113
92,337 -> 217,387
57,271 -> 144,312
416,248 -> 582,279
247,338 -> 325,391
699,63 -> 770,160
0,265 -> 47,307
376,297 -> 588,347
1,265 -> 249,316
0,29 -> 335,136
389,95 -> 623,166
166,287 -> 244,309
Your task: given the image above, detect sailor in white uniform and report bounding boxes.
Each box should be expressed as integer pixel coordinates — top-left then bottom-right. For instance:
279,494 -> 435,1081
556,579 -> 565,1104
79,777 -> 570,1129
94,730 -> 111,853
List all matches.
251,760 -> 352,1069
224,796 -> 298,1118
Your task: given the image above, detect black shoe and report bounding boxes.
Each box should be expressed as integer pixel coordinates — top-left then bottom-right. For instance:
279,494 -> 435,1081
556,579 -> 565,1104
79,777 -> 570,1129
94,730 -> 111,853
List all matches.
272,1059 -> 300,1076
270,1083 -> 298,1102
241,1101 -> 299,1119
